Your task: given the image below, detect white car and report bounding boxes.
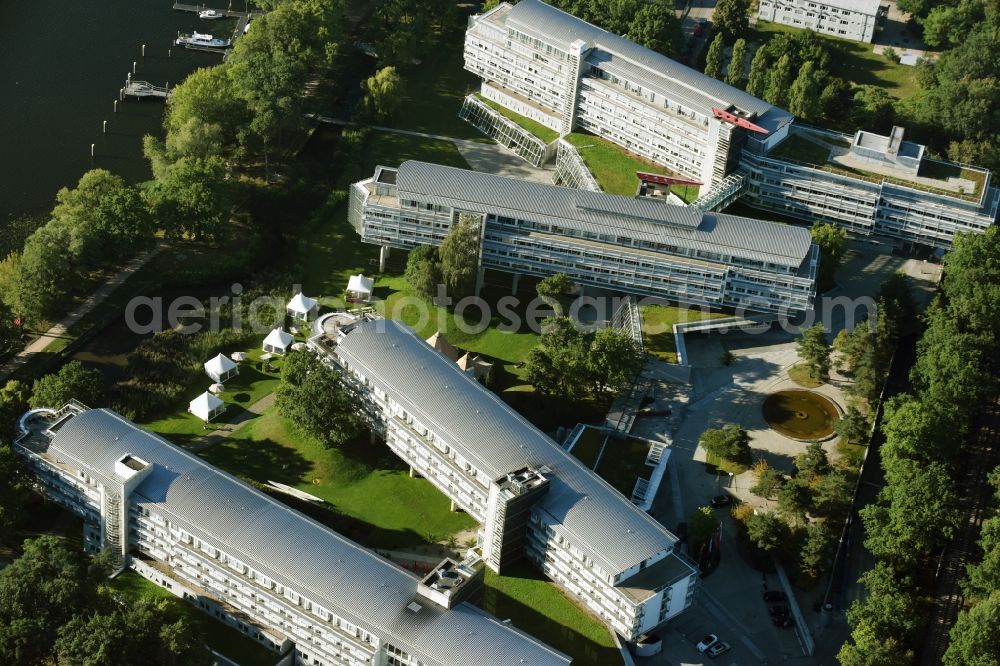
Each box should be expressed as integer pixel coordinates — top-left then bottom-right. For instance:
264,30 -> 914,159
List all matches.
696,634 -> 719,653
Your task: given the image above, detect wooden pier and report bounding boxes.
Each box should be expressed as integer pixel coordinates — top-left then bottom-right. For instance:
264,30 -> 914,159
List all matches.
123,81 -> 171,99
172,3 -> 258,57
171,3 -> 250,19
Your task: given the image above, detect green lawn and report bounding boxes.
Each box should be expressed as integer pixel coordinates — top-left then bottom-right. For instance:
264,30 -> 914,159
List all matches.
476,94 -> 560,144
640,304 -> 731,363
594,437 -> 652,497
198,408 -> 475,548
563,132 -> 699,202
108,570 -> 277,666
481,563 -> 619,666
361,130 -> 472,173
568,427 -> 606,469
770,133 -> 834,165
752,21 -> 920,100
394,41 -> 492,142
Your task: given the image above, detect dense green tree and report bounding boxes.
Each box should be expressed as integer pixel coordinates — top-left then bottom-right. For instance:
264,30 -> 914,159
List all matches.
149,156 -> 232,242
14,222 -> 76,322
787,61 -> 825,121
879,394 -> 953,463
361,66 -> 405,122
725,38 -> 747,87
29,362 -> 104,410
536,272 -> 574,315
704,34 -> 726,80
713,0 -> 751,41
797,323 -> 831,379
626,0 -> 683,57
938,227 -> 1000,342
745,47 -> 770,98
165,66 -> 246,143
276,350 -> 363,449
0,444 -> 31,538
587,327 -> 645,396
944,591 -> 1000,666
404,245 -> 442,299
439,214 -> 481,299
777,479 -> 810,524
795,440 -> 830,480
745,511 -> 787,553
751,465 -> 784,499
800,522 -> 834,578
0,214 -> 44,260
834,405 -> 870,446
164,117 -> 226,163
861,459 -> 961,569
851,86 -> 896,134
811,222 -> 848,292
764,54 -> 794,109
0,300 -> 18,356
813,469 -> 852,516
699,424 -> 751,463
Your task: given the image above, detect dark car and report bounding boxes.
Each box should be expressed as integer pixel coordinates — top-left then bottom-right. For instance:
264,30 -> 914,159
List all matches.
762,590 -> 788,602
710,494 -> 732,509
769,605 -> 789,616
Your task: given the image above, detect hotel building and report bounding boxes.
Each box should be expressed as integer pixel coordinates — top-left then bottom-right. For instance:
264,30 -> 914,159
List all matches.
460,0 -> 997,249
310,318 -> 701,642
349,160 -> 819,314
13,403 -> 572,666
463,0 -> 794,191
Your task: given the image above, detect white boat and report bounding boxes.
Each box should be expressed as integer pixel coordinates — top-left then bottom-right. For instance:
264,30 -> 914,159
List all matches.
175,31 -> 231,49
198,9 -> 225,19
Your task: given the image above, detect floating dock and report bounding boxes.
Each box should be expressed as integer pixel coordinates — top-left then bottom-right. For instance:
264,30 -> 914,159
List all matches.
123,80 -> 171,99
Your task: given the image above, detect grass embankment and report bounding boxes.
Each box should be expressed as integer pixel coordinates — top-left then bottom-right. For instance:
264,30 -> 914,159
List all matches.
108,571 -> 277,666
640,304 -> 731,363
197,407 -> 475,548
563,132 -> 700,202
752,21 -> 919,100
475,94 -> 560,144
788,362 -> 825,388
482,563 -> 619,666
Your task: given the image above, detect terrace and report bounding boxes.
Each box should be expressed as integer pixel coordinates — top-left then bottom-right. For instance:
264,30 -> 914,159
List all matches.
768,127 -> 990,203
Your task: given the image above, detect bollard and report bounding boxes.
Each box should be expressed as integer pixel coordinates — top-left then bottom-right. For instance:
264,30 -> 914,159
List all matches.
133,61 -> 137,74
103,120 -> 107,134
168,48 -> 172,58
142,43 -> 146,57
91,144 -> 95,158
114,100 -> 118,113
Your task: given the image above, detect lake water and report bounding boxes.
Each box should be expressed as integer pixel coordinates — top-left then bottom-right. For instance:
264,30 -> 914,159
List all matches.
0,0 -> 239,225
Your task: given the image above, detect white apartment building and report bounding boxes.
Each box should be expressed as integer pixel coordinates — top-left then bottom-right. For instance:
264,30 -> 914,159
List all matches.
464,0 -> 794,193
758,0 -> 885,43
349,160 -> 819,314
312,318 -> 700,642
13,403 -> 572,666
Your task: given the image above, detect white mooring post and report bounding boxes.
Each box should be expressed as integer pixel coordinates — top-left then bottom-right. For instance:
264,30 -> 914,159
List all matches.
133,61 -> 137,74
90,144 -> 95,158
114,100 -> 118,113
142,43 -> 146,57
103,120 -> 107,134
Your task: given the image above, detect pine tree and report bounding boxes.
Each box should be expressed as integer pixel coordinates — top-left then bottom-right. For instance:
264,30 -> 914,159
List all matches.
787,61 -> 825,120
704,34 -> 726,80
725,38 -> 747,87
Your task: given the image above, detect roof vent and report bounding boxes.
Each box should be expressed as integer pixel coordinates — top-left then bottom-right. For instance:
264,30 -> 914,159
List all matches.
407,602 -> 422,613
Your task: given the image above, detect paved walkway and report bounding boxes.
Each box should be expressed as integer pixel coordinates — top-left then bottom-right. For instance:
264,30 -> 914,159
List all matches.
315,116 -> 554,182
183,393 -> 277,452
0,247 -> 160,381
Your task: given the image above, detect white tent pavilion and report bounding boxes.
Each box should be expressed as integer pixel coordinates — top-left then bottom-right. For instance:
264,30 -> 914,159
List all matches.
286,292 -> 319,322
204,352 -> 239,383
189,391 -> 225,422
346,274 -> 374,303
262,327 -> 294,355
230,351 -> 247,362
208,383 -> 225,394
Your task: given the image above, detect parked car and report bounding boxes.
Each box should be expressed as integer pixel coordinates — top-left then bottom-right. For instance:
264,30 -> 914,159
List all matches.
769,605 -> 790,616
762,590 -> 788,602
696,634 -> 719,653
707,642 -> 732,659
710,494 -> 732,508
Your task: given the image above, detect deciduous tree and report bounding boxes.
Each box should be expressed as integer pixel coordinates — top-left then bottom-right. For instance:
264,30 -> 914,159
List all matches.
439,214 -> 481,299
725,38 -> 747,87
745,511 -> 787,553
713,0 -> 751,41
361,66 -> 405,122
797,323 -> 831,380
29,362 -> 104,409
404,245 -> 442,299
704,34 -> 726,80
276,350 -> 364,449
700,424 -> 751,463
627,0 -> 683,57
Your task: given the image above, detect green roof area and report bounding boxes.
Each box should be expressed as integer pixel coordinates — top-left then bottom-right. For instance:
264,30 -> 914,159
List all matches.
640,304 -> 731,363
769,131 -> 987,202
563,132 -> 700,203
476,94 -> 561,144
593,436 -> 652,498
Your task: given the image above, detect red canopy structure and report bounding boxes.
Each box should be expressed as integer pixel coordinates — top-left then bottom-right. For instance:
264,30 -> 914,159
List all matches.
636,171 -> 703,187
712,107 -> 769,134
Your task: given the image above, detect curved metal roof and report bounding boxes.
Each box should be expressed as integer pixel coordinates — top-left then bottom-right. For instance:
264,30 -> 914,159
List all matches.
335,319 -> 684,577
47,409 -> 570,666
394,161 -> 813,266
